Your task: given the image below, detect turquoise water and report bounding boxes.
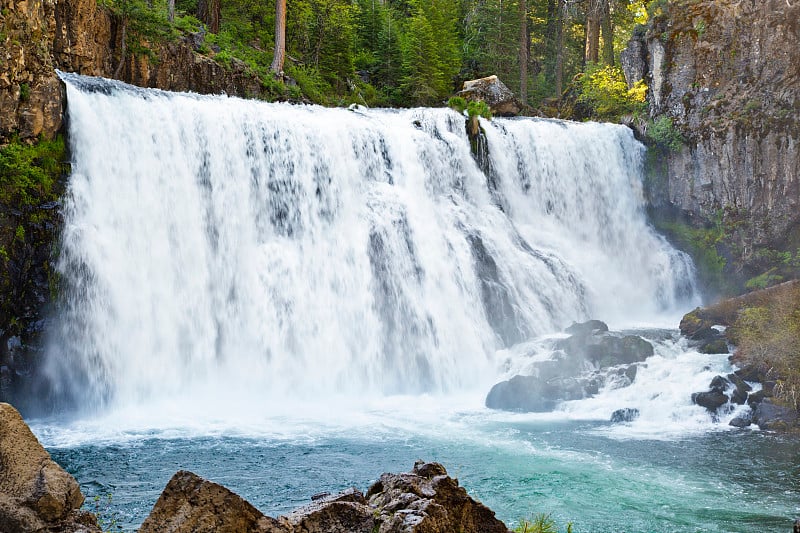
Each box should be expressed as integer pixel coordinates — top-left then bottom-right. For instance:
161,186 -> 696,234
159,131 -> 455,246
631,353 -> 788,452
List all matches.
44,418 -> 799,532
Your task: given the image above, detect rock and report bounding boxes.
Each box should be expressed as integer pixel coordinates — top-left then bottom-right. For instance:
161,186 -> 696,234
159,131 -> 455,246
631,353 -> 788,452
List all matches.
457,75 -> 522,116
283,489 -> 375,533
708,375 -> 729,394
366,461 -> 508,533
485,375 -> 558,412
692,391 -> 728,412
564,320 -> 609,336
726,374 -> 752,405
729,414 -> 752,428
610,408 -> 640,423
556,331 -> 654,368
699,338 -> 728,354
139,462 -> 510,533
746,389 -> 770,406
0,402 -> 100,533
138,470 -> 287,533
752,399 -> 799,431
629,0 -> 800,283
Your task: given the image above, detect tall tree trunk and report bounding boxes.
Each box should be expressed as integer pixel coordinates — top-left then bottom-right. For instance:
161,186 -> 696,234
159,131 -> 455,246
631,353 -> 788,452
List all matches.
554,0 -> 566,97
270,0 -> 287,75
197,0 -> 221,33
584,0 -> 600,64
168,0 -> 175,22
114,16 -> 127,78
600,0 -> 614,65
519,0 -> 528,104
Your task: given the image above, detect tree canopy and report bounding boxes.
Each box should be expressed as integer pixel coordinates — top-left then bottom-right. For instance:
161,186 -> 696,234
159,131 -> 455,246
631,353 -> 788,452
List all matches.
106,0 -> 657,113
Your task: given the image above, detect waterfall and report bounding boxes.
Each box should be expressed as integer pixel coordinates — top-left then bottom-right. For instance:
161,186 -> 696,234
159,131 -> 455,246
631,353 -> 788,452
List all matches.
48,73 -> 697,410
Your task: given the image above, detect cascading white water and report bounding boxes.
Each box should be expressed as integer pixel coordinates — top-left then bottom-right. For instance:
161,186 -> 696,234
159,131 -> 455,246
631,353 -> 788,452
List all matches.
48,73 -> 697,410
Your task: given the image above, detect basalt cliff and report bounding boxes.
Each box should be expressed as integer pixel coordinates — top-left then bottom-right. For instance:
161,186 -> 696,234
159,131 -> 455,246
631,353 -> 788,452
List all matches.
622,0 -> 800,293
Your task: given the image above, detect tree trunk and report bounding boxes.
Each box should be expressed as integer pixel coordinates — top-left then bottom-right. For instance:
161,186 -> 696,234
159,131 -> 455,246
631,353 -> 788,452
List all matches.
554,0 -> 566,97
600,0 -> 614,65
197,0 -> 221,33
270,0 -> 287,75
114,16 -> 127,79
168,0 -> 175,22
519,0 -> 528,104
585,0 -> 600,64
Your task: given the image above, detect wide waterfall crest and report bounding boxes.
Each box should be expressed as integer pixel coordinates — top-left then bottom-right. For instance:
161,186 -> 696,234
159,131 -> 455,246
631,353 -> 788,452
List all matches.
49,73 -> 696,408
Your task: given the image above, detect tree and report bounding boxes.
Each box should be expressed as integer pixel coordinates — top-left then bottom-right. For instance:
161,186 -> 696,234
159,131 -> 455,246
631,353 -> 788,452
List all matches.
519,0 -> 528,104
197,0 -> 221,33
270,0 -> 287,75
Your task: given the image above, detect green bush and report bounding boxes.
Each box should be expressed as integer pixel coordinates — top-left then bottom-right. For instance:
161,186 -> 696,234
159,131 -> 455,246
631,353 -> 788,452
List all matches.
447,96 -> 467,114
514,513 -> 572,533
648,116 -> 685,152
467,100 -> 492,119
576,63 -> 646,121
0,135 -> 69,206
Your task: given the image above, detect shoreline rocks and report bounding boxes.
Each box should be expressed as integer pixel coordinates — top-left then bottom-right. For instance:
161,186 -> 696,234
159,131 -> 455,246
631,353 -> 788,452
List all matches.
0,402 -> 101,533
140,460 -> 509,533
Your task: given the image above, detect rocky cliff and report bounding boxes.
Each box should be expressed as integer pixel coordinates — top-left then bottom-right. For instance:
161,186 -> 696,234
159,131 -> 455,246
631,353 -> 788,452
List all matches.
623,0 -> 800,292
1,0 -> 267,142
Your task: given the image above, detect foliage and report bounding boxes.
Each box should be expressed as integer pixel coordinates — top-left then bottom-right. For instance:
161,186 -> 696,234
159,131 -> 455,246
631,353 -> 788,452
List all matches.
447,95 -> 468,113
647,116 -> 685,151
733,283 -> 800,410
576,63 -> 646,120
19,83 -> 30,102
92,0 -> 664,110
467,99 -> 492,119
90,493 -> 123,532
745,269 -> 784,291
513,513 -> 573,533
0,135 -> 68,206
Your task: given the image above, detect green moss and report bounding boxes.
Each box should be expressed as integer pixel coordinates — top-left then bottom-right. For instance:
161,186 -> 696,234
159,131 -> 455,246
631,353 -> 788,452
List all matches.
0,135 -> 69,207
647,116 -> 685,152
19,83 -> 30,102
654,218 -> 726,288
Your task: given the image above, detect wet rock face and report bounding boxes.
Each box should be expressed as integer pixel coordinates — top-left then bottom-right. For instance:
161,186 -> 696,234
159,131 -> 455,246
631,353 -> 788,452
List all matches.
0,402 -> 100,532
625,0 -> 800,273
485,320 -> 654,412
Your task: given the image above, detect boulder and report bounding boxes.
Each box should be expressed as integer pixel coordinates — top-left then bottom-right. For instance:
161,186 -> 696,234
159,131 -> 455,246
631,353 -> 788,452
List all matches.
138,470 -> 287,533
140,462 -> 510,533
691,391 -> 729,412
457,76 -> 521,116
282,489 -> 375,533
752,399 -> 799,431
729,414 -> 752,428
610,408 -> 640,423
0,402 -> 100,533
366,461 -> 508,533
485,375 -> 558,412
564,320 -> 609,336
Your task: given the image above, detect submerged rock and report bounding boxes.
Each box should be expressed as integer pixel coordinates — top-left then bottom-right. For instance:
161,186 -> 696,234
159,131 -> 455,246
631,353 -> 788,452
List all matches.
485,375 -> 559,412
729,414 -> 752,428
610,408 -> 640,423
0,402 -> 100,533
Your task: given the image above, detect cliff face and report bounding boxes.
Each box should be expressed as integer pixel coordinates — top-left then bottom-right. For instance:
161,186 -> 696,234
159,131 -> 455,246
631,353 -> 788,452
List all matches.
624,0 -> 800,289
1,0 -> 266,142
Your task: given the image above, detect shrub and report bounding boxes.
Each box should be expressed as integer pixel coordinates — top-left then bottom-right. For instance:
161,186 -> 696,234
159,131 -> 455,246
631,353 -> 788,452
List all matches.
648,116 -> 685,152
576,64 -> 646,121
733,283 -> 800,409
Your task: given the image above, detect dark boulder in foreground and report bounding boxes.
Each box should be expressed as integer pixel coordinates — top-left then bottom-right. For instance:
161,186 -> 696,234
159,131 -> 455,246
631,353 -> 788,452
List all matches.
0,402 -> 101,533
138,470 -> 286,533
140,461 -> 510,533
